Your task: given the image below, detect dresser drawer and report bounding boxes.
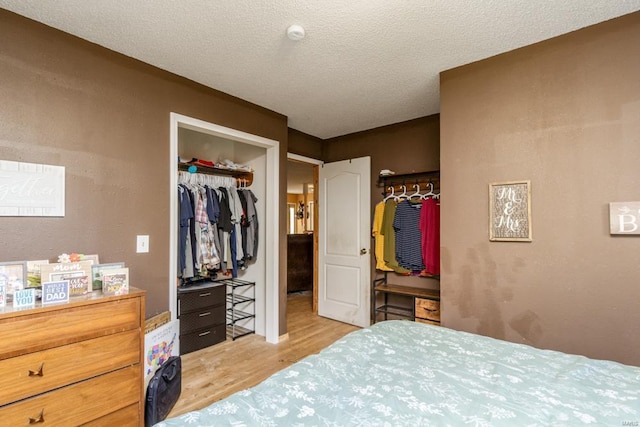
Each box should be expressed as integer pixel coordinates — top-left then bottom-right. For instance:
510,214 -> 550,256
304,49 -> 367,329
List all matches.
0,365 -> 140,426
179,283 -> 225,313
415,298 -> 440,322
180,303 -> 225,334
84,403 -> 140,426
0,329 -> 140,406
180,323 -> 226,354
0,297 -> 141,360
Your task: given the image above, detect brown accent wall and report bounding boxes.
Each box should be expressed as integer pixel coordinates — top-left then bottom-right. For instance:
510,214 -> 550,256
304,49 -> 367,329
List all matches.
0,10 -> 289,330
288,128 -> 323,160
440,12 -> 640,365
324,116 -> 440,291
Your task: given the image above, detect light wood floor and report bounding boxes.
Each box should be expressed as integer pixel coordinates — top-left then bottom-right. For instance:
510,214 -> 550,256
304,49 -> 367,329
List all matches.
167,291 -> 360,418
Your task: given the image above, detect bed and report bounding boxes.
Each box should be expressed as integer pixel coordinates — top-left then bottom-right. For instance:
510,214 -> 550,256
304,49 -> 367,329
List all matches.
157,320 -> 640,426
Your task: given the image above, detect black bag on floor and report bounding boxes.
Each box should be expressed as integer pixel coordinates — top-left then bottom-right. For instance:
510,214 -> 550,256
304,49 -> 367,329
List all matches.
145,356 -> 182,427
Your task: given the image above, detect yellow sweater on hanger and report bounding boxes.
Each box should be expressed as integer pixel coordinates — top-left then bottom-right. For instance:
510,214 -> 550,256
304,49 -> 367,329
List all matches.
372,201 -> 393,272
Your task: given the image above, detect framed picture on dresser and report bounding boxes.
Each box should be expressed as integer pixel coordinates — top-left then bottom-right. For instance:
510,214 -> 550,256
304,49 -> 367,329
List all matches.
40,261 -> 93,297
91,262 -> 125,291
0,261 -> 27,301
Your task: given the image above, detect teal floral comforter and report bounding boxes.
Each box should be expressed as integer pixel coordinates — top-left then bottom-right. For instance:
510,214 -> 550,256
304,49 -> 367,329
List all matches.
158,320 -> 640,426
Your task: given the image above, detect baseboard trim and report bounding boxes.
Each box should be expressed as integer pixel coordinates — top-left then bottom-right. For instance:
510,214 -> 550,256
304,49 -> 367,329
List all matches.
278,333 -> 290,343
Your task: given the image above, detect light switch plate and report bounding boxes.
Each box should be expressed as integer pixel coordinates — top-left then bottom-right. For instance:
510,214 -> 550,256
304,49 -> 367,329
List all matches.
136,235 -> 149,253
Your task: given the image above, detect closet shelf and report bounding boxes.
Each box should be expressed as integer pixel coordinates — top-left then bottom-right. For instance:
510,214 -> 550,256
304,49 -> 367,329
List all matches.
178,163 -> 253,186
374,283 -> 440,301
226,294 -> 253,305
223,278 -> 256,340
226,324 -> 253,340
375,304 -> 414,319
372,278 -> 441,325
377,169 -> 440,186
226,309 -> 254,322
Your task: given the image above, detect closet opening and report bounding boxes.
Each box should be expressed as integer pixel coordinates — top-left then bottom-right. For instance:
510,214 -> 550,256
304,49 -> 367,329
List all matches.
169,113 -> 280,344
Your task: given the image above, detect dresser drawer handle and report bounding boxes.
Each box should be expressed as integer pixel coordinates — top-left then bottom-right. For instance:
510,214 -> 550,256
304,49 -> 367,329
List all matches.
28,409 -> 45,424
28,363 -> 44,377
199,292 -> 211,297
199,331 -> 211,337
199,312 -> 211,317
424,308 -> 438,312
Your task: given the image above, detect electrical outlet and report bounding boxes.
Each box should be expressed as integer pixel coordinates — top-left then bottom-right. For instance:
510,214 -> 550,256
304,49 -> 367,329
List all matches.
136,235 -> 149,253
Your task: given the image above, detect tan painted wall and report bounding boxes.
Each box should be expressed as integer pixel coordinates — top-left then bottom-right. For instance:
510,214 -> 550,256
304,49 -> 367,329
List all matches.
440,12 -> 640,366
0,10 -> 289,333
288,128 -> 323,160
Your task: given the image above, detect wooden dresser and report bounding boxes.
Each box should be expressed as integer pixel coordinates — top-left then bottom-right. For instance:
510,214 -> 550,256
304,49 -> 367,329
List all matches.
0,288 -> 146,426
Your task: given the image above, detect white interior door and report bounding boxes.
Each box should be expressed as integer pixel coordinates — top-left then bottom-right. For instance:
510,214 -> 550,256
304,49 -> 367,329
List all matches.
318,157 -> 371,327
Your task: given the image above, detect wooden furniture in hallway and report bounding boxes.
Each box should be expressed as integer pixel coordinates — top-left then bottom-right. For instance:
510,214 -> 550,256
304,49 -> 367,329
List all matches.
287,234 -> 314,293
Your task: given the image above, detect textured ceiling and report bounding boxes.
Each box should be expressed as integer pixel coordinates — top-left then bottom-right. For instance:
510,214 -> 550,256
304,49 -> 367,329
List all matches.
1,1 -> 639,139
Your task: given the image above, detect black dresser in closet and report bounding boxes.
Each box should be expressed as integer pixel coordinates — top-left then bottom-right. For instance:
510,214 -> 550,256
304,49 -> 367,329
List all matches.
178,281 -> 226,354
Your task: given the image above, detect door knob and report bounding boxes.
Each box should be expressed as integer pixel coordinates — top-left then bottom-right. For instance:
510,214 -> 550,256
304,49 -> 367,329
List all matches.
360,248 -> 368,255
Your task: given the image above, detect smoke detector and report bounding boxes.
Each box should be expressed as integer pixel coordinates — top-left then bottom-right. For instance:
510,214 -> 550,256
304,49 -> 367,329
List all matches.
287,24 -> 305,41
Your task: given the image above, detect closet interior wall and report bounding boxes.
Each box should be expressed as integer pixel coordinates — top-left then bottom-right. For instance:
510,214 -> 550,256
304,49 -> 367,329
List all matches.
178,127 -> 268,337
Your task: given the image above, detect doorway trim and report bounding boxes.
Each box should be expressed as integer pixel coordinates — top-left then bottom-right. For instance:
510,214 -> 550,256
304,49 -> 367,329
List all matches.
170,113 -> 280,344
287,153 -> 323,166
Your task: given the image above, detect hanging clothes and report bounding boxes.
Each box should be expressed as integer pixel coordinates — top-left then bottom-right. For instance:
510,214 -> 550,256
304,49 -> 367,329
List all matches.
420,197 -> 440,276
241,189 -> 259,260
178,185 -> 194,277
205,186 -> 224,267
393,200 -> 425,271
237,189 -> 249,267
217,187 -> 236,277
177,170 -> 258,283
372,201 -> 393,271
197,186 -> 220,270
183,184 -> 198,278
228,186 -> 245,266
377,176 -> 440,277
380,200 -> 410,274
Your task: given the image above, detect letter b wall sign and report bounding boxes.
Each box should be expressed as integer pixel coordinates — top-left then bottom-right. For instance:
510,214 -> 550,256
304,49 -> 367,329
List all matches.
609,202 -> 640,235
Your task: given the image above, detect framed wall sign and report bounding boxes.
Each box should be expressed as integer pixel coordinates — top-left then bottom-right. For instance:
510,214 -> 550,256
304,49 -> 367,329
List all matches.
0,160 -> 65,217
489,180 -> 532,242
609,202 -> 640,235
